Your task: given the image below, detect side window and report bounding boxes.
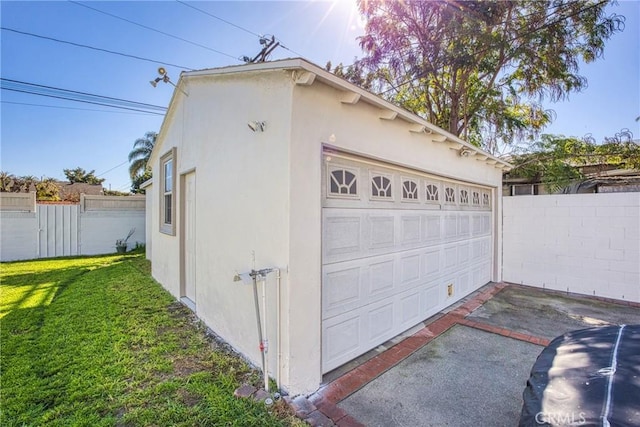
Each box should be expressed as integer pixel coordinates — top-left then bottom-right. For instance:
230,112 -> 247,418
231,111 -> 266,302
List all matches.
329,169 -> 357,196
402,179 -> 418,201
371,174 -> 392,199
160,148 -> 177,235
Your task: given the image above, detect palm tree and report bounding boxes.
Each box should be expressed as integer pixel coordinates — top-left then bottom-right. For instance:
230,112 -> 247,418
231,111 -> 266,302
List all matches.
128,131 -> 157,179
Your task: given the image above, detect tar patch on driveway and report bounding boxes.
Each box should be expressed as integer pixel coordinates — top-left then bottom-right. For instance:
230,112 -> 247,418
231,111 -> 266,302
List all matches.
338,325 -> 540,427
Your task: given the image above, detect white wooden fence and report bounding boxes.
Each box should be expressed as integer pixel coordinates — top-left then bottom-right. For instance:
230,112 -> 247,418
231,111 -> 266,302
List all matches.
0,193 -> 145,262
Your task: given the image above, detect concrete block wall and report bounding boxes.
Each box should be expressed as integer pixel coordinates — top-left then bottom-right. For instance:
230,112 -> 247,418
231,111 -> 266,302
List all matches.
503,193 -> 640,303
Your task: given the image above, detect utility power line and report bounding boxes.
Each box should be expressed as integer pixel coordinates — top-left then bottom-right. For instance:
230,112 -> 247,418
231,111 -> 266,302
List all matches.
96,160 -> 129,177
176,0 -> 261,38
69,0 -> 240,61
175,0 -> 305,59
1,100 -> 159,116
1,78 -> 167,115
1,27 -> 194,70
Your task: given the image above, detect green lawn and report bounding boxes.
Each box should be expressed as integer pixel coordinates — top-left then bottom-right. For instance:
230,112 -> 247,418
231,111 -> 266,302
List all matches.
0,252 -> 301,426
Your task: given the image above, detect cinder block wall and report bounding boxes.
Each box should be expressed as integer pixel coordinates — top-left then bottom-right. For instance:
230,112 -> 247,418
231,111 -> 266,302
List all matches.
503,193 -> 640,303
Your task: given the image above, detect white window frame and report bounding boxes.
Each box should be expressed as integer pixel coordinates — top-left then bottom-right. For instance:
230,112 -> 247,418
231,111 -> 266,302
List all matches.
444,184 -> 457,205
327,166 -> 359,199
401,177 -> 420,202
369,171 -> 394,201
160,148 -> 177,235
424,180 -> 441,205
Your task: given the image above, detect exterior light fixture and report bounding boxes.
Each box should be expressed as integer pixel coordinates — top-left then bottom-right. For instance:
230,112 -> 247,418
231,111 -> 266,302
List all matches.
459,148 -> 472,157
149,67 -> 188,96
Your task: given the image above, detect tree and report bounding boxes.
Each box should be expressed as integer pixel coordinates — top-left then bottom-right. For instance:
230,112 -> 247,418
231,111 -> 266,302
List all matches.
506,130 -> 640,192
130,170 -> 152,194
63,167 -> 105,185
340,0 -> 624,153
128,131 -> 156,180
35,178 -> 60,201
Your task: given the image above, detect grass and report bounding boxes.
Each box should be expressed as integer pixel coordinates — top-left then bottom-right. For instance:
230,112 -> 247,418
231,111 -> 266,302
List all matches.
0,252 -> 302,426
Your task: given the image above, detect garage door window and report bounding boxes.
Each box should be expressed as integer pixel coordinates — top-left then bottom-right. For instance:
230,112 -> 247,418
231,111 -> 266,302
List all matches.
444,186 -> 456,204
371,174 -> 392,199
402,179 -> 418,201
460,188 -> 469,205
425,183 -> 439,203
472,191 -> 480,206
329,168 -> 358,196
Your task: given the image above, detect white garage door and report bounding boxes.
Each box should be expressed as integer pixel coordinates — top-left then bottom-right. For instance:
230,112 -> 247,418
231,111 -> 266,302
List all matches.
322,153 -> 494,373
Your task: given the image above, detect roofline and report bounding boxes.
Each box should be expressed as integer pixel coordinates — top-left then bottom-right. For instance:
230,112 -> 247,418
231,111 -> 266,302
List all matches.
154,58 -> 512,170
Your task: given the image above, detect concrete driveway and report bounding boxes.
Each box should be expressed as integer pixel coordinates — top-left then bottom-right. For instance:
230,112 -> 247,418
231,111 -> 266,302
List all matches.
295,283 -> 640,426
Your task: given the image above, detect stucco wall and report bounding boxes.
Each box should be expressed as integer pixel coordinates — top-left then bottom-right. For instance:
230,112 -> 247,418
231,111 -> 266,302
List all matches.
503,193 -> 640,302
0,211 -> 38,261
149,70 -> 293,387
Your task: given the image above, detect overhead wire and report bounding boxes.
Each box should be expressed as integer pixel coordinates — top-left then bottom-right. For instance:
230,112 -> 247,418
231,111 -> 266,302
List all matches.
1,100 -> 160,115
69,0 -> 240,61
175,0 -> 306,59
1,78 -> 167,111
2,88 -> 166,115
1,27 -> 194,70
1,78 -> 167,115
175,0 -> 261,38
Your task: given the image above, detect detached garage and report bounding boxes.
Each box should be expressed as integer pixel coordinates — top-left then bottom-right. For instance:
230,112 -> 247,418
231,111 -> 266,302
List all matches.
146,58 -> 509,395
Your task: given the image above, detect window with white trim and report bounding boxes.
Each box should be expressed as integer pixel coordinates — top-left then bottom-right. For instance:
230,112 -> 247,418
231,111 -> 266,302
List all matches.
329,169 -> 358,196
444,186 -> 456,203
460,188 -> 469,204
402,179 -> 418,200
482,192 -> 491,207
472,190 -> 480,206
160,148 -> 176,235
425,183 -> 439,203
371,174 -> 392,198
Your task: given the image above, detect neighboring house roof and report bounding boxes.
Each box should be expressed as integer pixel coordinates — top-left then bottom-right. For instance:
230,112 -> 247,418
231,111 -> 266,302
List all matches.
150,57 -> 512,171
56,181 -> 104,199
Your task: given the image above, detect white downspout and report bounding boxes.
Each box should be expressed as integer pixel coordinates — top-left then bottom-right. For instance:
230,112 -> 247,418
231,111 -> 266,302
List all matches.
261,273 -> 269,393
275,268 -> 281,392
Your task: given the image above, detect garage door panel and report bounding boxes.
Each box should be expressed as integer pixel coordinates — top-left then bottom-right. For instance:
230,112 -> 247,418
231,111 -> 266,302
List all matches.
423,249 -> 441,278
322,155 -> 494,374
323,266 -> 362,319
324,216 -> 362,260
401,215 -> 421,245
423,215 -> 441,242
420,283 -> 440,315
324,314 -> 361,368
369,260 -> 395,296
368,215 -> 395,249
368,302 -> 395,342
399,290 -> 422,327
400,254 -> 421,287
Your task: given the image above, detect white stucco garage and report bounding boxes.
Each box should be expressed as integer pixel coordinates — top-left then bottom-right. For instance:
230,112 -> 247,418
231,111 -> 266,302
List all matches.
146,58 -> 509,395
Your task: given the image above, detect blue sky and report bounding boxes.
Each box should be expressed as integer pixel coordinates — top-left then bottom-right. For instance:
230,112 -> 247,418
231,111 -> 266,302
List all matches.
1,1 -> 638,192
